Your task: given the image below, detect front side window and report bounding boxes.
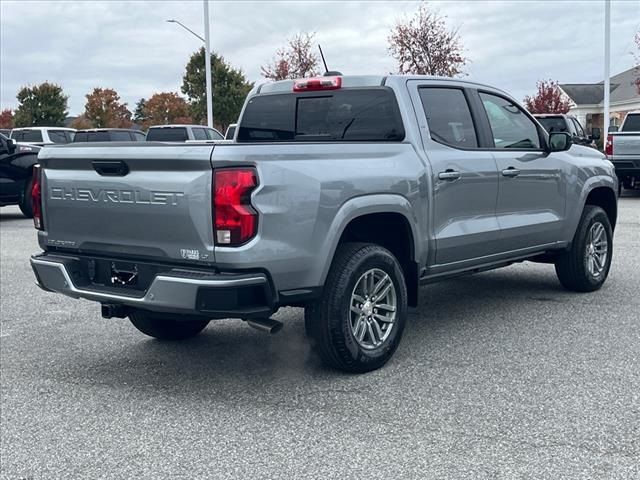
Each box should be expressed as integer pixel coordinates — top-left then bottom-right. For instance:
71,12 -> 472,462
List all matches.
419,87 -> 478,148
207,129 -> 223,140
480,93 -> 540,149
571,118 -> 585,137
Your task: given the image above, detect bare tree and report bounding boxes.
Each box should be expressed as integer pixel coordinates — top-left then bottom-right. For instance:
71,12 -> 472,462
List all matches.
261,32 -> 319,80
388,3 -> 467,77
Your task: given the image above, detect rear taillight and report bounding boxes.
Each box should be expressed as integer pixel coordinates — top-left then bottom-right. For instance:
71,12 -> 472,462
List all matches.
32,164 -> 43,230
293,76 -> 342,92
213,168 -> 258,246
605,134 -> 613,156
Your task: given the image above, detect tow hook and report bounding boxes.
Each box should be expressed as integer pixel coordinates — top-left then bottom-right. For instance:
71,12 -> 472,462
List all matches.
245,318 -> 283,334
101,303 -> 129,319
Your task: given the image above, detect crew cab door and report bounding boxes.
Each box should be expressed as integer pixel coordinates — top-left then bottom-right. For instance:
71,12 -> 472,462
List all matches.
474,91 -> 566,251
409,82 -> 501,267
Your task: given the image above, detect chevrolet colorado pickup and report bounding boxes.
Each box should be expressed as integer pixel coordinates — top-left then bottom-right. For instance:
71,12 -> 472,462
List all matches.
606,111 -> 640,192
30,75 -> 618,373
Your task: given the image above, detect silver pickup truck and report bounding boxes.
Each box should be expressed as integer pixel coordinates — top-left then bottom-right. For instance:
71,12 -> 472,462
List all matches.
606,111 -> 640,192
30,75 -> 618,373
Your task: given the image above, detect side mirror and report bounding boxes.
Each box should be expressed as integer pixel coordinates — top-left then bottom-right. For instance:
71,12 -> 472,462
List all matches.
608,125 -> 618,133
547,132 -> 572,152
591,127 -> 601,141
0,137 -> 16,155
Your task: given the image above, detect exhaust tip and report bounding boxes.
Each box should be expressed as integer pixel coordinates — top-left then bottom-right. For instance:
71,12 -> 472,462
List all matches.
246,318 -> 283,334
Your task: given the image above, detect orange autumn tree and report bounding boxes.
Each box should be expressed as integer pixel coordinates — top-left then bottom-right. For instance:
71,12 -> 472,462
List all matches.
83,88 -> 132,128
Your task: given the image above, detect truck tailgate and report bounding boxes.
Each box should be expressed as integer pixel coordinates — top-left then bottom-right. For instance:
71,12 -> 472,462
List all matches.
38,144 -> 216,264
612,133 -> 640,157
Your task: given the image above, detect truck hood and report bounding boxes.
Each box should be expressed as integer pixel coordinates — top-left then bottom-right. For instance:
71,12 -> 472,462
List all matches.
569,144 -> 606,160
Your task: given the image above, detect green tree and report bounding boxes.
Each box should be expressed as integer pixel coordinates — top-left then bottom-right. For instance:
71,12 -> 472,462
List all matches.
13,82 -> 68,127
83,88 -> 132,128
181,48 -> 253,130
133,98 -> 148,124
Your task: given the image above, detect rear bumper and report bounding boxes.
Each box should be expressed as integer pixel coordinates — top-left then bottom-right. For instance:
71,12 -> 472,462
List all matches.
610,158 -> 640,177
30,253 -> 275,318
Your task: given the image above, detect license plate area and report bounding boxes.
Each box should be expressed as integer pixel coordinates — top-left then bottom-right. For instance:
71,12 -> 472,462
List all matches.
110,262 -> 138,286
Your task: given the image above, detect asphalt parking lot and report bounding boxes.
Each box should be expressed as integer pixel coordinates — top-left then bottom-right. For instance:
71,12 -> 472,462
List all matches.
1,193 -> 639,479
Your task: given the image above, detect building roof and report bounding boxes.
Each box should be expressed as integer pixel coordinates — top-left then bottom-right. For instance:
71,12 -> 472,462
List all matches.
560,66 -> 639,106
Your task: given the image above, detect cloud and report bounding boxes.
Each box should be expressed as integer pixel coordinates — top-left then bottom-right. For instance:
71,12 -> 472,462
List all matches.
1,0 -> 638,115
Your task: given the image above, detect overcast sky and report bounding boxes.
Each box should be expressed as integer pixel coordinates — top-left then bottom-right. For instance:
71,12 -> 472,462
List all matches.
1,0 -> 639,116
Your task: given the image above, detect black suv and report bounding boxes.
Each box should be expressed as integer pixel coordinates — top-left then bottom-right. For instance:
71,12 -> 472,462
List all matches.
534,114 -> 600,149
73,129 -> 146,142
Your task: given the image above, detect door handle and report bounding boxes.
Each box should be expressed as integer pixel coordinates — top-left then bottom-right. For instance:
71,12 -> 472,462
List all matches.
92,161 -> 129,176
502,167 -> 520,178
438,170 -> 461,181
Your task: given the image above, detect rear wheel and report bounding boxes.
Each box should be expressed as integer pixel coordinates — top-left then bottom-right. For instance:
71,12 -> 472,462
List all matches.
555,205 -> 613,292
129,310 -> 210,340
18,177 -> 34,218
305,243 -> 408,373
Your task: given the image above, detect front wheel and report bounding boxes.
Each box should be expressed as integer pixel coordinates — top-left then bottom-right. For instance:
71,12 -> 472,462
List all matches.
555,205 -> 613,292
305,243 -> 408,373
129,310 -> 210,340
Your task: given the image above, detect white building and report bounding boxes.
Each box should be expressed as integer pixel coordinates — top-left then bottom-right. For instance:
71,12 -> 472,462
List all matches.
560,66 -> 640,132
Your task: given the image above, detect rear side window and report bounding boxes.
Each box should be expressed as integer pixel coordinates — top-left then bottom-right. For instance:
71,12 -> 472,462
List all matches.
193,128 -> 208,140
146,127 -> 188,142
48,130 -> 73,143
111,131 -> 132,141
419,88 -> 478,148
16,130 -> 44,142
622,114 -> 640,132
238,88 -> 405,142
480,93 -> 541,149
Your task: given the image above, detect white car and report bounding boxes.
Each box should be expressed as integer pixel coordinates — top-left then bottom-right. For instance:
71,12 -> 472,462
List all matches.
10,127 -> 76,145
145,124 -> 223,142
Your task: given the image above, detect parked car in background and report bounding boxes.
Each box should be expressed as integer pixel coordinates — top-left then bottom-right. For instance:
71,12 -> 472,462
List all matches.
73,128 -> 146,142
225,123 -> 237,140
534,114 -> 599,148
10,127 -> 75,145
145,125 -> 223,142
606,111 -> 640,193
0,129 -> 11,137
30,75 -> 618,373
0,133 -> 40,217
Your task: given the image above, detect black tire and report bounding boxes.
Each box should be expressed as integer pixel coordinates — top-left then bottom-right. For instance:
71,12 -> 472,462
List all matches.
555,205 -> 613,292
129,310 -> 209,340
305,242 -> 408,373
18,177 -> 34,218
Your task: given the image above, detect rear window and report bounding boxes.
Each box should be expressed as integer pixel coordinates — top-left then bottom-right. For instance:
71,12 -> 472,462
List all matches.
48,130 -> 73,143
146,127 -> 188,142
537,117 -> 567,133
621,114 -> 640,132
237,88 -> 405,142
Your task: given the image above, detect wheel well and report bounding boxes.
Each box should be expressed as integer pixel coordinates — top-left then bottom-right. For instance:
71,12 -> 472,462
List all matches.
585,187 -> 617,230
338,213 -> 419,307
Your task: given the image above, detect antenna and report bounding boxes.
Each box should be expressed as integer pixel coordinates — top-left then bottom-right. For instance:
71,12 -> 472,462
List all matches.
318,44 -> 329,74
318,44 -> 343,77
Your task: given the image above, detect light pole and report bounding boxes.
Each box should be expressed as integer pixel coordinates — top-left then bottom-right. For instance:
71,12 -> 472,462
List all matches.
167,2 -> 213,128
603,0 -> 611,136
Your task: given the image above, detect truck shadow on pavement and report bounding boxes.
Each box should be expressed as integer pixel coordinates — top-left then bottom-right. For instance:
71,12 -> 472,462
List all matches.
53,263 -> 591,396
